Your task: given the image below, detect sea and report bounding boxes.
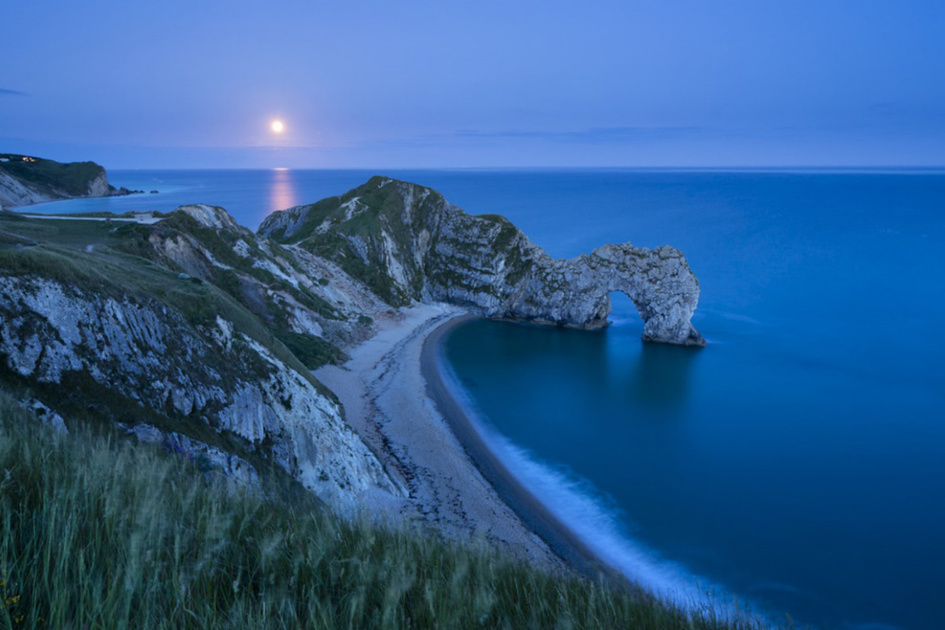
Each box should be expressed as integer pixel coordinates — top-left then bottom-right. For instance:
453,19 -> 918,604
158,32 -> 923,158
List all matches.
29,168 -> 945,629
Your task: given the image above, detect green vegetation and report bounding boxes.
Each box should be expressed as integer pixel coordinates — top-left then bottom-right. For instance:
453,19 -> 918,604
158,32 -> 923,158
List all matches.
139,210 -> 345,352
0,154 -> 105,197
276,330 -> 346,369
263,176 -> 543,309
476,214 -> 519,252
269,177 -> 454,307
0,215 -> 340,395
301,231 -> 413,307
0,391 -> 761,629
264,195 -> 344,243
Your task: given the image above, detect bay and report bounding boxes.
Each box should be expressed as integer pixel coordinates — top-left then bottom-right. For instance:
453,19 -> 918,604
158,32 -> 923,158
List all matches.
32,168 -> 945,629
441,170 -> 945,630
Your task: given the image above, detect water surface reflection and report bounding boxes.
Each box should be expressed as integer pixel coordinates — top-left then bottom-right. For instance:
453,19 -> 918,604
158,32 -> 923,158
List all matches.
265,168 -> 298,222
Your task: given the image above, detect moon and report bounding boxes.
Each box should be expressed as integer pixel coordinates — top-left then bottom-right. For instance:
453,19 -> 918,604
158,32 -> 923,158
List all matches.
271,119 -> 285,134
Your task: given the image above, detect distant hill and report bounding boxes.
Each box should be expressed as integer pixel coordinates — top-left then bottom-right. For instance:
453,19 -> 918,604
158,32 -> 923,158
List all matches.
0,153 -> 138,209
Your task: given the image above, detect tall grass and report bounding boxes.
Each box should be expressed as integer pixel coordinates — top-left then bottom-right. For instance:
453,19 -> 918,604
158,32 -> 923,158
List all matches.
0,394 -> 760,629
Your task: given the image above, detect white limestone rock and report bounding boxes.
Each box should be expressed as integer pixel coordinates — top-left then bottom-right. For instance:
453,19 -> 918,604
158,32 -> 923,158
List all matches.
0,275 -> 402,511
260,177 -> 705,346
179,204 -> 243,231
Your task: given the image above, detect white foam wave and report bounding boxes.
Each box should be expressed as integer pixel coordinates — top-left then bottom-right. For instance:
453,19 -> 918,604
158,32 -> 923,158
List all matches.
437,359 -> 739,617
701,309 -> 763,326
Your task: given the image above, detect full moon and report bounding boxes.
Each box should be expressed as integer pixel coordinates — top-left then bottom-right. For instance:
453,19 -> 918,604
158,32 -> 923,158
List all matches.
271,119 -> 285,134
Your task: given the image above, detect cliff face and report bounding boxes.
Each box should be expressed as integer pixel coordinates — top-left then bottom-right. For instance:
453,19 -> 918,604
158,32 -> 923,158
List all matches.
118,203 -> 388,354
0,203 -> 408,509
260,177 -> 704,346
0,154 -> 122,209
0,170 -> 56,208
0,275 -> 400,509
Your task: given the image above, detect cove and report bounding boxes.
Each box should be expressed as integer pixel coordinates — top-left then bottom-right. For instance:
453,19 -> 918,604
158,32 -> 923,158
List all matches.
442,301 -> 945,629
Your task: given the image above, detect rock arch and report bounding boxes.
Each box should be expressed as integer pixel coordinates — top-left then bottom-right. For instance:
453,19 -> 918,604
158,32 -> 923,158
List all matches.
494,243 -> 705,347
260,177 -> 705,347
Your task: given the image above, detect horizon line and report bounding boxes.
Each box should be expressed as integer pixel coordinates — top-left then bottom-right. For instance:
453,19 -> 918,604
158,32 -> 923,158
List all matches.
105,165 -> 945,172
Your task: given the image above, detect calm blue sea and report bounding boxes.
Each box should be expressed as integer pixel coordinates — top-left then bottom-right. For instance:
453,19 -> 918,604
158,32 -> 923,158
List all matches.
35,168 -> 945,629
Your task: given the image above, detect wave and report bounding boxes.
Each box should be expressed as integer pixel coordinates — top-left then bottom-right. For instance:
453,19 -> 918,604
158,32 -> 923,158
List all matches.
436,357 -> 743,618
699,308 -> 763,326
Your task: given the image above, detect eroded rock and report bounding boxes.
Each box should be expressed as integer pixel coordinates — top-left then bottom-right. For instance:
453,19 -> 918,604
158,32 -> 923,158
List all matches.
260,177 -> 705,346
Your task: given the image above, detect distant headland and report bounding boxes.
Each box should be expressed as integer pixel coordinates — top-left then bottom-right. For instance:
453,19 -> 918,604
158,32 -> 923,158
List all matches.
0,153 -> 143,209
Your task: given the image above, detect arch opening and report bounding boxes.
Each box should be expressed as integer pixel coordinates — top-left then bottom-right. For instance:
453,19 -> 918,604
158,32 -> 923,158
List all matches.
606,290 -> 643,328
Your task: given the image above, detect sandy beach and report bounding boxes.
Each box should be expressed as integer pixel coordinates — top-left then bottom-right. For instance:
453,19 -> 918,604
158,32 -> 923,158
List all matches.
314,303 -> 566,570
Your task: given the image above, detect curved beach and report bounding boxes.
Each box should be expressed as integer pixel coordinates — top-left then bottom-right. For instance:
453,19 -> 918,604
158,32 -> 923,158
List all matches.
420,313 -> 622,581
316,301 -> 652,589
314,304 -> 567,570
315,301 -> 723,611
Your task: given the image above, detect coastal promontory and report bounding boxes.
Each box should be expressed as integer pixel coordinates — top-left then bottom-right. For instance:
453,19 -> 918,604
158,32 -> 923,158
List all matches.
0,171 -> 716,625
0,153 -> 139,209
1,174 -> 704,510
260,176 -> 705,346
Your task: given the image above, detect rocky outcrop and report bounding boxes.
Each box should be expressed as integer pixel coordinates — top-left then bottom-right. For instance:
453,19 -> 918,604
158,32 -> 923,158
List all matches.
124,204 -> 385,354
484,243 -> 704,346
179,203 -> 245,231
87,171 -> 111,197
0,154 -> 139,209
260,176 -> 704,346
0,275 -> 402,509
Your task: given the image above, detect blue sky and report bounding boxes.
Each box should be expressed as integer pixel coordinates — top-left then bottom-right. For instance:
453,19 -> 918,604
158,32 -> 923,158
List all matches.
2,1 -> 943,168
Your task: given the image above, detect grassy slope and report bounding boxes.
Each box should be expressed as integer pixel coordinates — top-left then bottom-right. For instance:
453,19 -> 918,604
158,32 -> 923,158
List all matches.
0,154 -> 105,198
148,212 -> 347,367
275,177 -> 436,306
0,212 -> 340,389
264,177 -> 538,308
0,390 -> 759,629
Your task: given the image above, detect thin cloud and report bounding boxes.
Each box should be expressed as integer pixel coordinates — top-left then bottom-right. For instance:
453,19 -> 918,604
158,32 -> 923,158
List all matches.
0,88 -> 27,97
452,126 -> 708,144
365,126 -> 714,150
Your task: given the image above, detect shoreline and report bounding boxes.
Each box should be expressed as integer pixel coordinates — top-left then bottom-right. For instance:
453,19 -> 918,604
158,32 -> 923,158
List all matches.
314,304 -> 565,570
420,314 -> 732,616
420,314 -> 627,584
317,303 -> 714,610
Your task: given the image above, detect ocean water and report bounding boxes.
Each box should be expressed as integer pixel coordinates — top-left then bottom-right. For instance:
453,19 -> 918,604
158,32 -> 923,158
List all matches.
438,170 -> 945,630
22,169 -> 389,229
32,168 -> 945,628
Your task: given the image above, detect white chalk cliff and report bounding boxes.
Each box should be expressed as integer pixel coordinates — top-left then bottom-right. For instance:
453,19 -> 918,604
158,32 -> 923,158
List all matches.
0,276 -> 401,510
0,154 -> 129,209
260,177 -> 704,346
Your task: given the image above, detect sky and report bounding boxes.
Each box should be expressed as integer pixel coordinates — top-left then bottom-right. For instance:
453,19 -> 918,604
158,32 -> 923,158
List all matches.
2,0 -> 944,169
